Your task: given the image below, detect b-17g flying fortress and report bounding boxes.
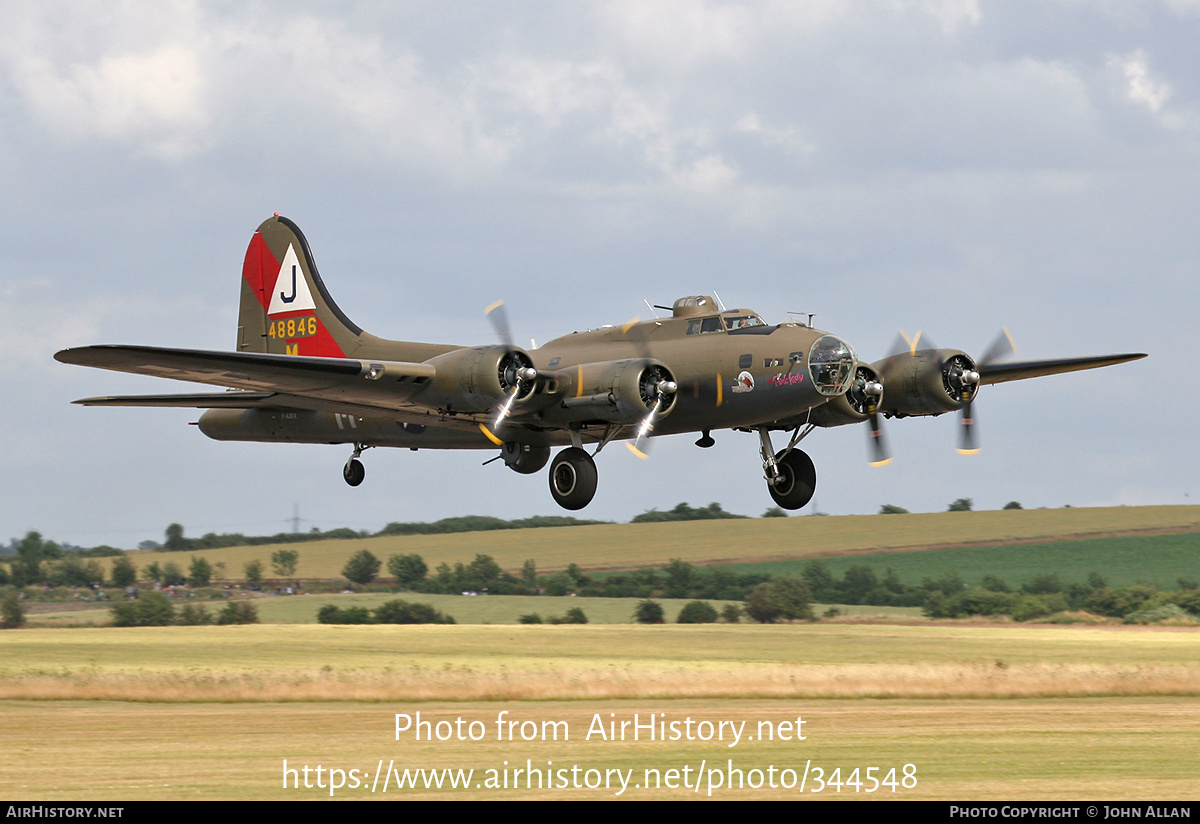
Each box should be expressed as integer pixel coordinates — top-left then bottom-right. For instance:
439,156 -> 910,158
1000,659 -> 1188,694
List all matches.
55,215 -> 1145,512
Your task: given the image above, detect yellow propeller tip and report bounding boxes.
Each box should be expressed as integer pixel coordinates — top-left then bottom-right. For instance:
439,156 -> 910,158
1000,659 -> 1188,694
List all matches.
956,448 -> 980,456
620,317 -> 640,334
869,458 -> 893,468
484,299 -> 505,316
479,424 -> 503,446
625,442 -> 649,460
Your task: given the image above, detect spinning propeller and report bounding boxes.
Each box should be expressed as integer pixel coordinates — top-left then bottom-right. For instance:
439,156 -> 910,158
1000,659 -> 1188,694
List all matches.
888,327 -> 1015,456
480,300 -> 538,444
621,317 -> 678,459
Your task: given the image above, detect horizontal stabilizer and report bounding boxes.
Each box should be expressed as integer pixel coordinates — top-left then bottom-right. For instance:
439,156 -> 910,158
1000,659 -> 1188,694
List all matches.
73,392 -> 279,408
979,353 -> 1146,385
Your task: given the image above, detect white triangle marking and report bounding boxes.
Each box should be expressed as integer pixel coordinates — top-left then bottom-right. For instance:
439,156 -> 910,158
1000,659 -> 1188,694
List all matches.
267,244 -> 316,315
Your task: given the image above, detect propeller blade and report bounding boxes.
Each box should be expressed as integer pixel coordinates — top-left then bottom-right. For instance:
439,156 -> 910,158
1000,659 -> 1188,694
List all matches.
867,412 -> 892,467
626,376 -> 677,460
626,397 -> 661,460
485,299 -> 513,349
957,399 -> 979,455
978,327 -> 1015,367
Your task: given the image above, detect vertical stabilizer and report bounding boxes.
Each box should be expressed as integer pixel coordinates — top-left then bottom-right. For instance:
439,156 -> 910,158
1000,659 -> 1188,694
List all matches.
238,216 -> 363,357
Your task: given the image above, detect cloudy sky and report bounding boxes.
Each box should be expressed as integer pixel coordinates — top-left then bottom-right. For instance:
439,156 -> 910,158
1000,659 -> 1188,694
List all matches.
2,1 -> 1195,549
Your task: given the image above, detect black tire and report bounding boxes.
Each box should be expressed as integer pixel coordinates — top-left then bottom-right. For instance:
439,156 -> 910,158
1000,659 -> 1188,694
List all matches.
548,447 -> 598,510
767,449 -> 816,510
343,458 -> 365,487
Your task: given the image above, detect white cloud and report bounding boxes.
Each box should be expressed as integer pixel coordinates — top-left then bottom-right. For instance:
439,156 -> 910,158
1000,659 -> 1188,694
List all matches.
1109,49 -> 1172,112
9,44 -> 209,159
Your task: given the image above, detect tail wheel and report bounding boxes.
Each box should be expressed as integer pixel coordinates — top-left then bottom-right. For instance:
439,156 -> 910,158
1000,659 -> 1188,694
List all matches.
548,447 -> 598,510
767,449 -> 816,510
343,458 -> 365,487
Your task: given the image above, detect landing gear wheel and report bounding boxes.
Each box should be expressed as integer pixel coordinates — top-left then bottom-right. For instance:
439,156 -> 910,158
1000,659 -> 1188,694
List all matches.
548,447 -> 598,510
343,458 -> 365,487
767,449 -> 816,510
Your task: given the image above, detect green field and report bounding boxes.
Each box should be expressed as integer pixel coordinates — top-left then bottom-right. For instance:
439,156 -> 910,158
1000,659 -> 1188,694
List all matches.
717,531 -> 1200,590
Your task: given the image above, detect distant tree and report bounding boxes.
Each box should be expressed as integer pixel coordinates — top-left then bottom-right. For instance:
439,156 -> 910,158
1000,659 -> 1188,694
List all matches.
879,504 -> 909,514
110,555 -> 138,588
761,507 -> 788,518
49,555 -> 93,587
518,613 -> 543,624
1,591 -> 25,629
342,550 -> 381,585
663,559 -> 696,599
801,561 -> 838,603
218,601 -> 259,625
521,559 -> 537,582
178,604 -> 213,625
745,578 -> 813,623
466,554 -> 502,589
676,601 -> 718,624
634,600 -> 665,624
980,574 -> 1011,593
1002,501 -> 1023,510
111,591 -> 175,627
387,554 -> 428,586
947,498 -> 974,512
720,604 -> 742,623
271,549 -> 299,577
164,523 -> 187,551
373,599 -> 454,624
12,531 -> 48,586
243,559 -> 264,586
143,561 -> 163,584
161,561 -> 186,586
188,557 -> 213,587
842,565 -> 880,604
562,607 -> 588,624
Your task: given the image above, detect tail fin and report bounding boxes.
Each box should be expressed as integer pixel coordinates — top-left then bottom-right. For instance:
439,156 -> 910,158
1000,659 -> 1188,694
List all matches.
238,215 -> 362,357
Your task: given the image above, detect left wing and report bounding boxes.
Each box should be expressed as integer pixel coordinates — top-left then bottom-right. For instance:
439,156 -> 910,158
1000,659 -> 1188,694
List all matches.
978,353 -> 1146,385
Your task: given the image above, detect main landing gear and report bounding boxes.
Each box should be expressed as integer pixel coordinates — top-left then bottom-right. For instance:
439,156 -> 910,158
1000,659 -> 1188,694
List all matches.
758,427 -> 816,510
548,447 -> 598,510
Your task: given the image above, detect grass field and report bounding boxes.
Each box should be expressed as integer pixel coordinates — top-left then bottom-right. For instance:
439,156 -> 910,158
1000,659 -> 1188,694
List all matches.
2,623 -> 1199,799
89,504 -> 1200,581
718,531 -> 1200,589
6,505 -> 1200,800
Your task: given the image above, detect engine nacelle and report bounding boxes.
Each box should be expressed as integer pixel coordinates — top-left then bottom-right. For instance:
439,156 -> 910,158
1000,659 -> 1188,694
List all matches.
873,349 -> 979,417
420,345 -> 536,414
556,359 -> 678,425
809,365 -> 884,427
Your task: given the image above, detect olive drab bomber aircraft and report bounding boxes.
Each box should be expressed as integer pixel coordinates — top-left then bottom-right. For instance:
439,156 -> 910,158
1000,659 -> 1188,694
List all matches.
55,215 -> 1147,511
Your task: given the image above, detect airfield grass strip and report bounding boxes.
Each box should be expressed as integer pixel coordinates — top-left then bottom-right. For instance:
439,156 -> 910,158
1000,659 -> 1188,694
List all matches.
3,662 -> 1200,703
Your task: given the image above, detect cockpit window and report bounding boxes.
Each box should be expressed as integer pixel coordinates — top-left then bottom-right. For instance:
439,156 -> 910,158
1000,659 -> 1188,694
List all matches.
687,317 -> 725,335
724,315 -> 765,330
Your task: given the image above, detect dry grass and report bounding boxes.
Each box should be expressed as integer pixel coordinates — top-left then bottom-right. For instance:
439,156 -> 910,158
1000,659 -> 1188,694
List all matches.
2,661 -> 1199,703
